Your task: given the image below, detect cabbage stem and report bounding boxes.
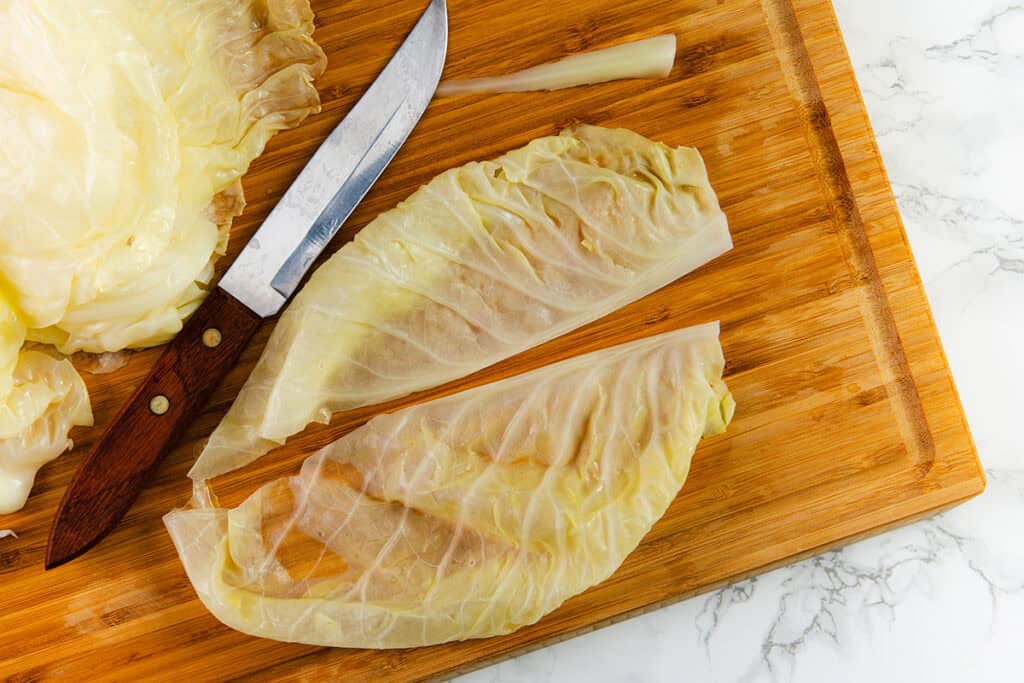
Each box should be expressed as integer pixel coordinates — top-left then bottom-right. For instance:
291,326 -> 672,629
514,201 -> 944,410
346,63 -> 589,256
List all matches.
437,34 -> 677,96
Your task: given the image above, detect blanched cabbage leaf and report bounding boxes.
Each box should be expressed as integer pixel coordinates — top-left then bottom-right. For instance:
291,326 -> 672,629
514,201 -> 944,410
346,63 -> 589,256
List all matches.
166,322 -> 734,648
0,349 -> 92,515
192,125 -> 732,480
0,0 -> 325,512
0,292 -> 93,514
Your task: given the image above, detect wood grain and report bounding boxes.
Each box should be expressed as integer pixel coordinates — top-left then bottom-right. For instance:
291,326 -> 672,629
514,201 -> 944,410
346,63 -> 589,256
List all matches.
0,0 -> 984,680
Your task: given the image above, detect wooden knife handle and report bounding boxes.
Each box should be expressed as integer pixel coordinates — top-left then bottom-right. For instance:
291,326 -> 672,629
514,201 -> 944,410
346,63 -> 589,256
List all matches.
46,288 -> 262,568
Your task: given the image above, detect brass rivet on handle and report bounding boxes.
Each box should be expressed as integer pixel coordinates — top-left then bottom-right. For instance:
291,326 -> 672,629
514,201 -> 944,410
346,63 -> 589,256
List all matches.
202,328 -> 222,348
149,395 -> 170,416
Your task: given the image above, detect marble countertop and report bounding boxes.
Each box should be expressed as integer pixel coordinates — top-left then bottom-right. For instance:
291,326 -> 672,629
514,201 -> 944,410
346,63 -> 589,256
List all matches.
461,1 -> 1023,680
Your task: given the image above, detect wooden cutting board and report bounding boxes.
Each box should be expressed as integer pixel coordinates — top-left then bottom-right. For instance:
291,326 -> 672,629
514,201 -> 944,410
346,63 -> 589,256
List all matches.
0,0 -> 985,680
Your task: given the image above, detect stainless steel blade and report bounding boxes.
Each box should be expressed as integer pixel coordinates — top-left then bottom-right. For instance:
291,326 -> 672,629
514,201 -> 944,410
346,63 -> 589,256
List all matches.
219,0 -> 448,317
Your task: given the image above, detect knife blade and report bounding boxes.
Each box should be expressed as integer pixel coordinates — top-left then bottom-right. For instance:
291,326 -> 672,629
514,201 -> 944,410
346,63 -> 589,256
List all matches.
45,0 -> 448,570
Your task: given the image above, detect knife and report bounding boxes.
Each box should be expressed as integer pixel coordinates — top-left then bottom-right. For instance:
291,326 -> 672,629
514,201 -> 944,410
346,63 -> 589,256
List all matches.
45,0 -> 448,570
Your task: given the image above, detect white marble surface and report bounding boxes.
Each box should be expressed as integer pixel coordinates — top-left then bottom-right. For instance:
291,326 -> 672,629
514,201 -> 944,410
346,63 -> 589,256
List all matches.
460,1 -> 1023,680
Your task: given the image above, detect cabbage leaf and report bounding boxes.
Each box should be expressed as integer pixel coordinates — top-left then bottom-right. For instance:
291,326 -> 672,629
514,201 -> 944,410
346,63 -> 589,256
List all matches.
193,125 -> 732,480
0,349 -> 92,514
166,322 -> 734,648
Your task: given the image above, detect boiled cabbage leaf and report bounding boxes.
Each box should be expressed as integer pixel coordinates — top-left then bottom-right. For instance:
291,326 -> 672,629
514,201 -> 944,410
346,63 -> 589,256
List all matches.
166,322 -> 734,648
192,125 -> 732,480
0,292 -> 93,514
0,348 -> 92,515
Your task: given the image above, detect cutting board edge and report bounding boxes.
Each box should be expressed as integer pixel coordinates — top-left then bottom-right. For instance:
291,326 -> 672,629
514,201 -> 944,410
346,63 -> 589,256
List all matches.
435,478 -> 985,683
796,0 -> 985,487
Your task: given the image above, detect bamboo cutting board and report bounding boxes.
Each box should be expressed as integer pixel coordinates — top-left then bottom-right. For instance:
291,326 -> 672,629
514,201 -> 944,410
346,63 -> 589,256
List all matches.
0,0 -> 985,680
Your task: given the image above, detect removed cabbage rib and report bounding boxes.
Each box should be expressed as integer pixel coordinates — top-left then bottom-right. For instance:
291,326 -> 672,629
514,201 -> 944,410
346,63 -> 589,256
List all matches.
437,34 -> 676,96
191,125 -> 732,481
166,322 -> 734,648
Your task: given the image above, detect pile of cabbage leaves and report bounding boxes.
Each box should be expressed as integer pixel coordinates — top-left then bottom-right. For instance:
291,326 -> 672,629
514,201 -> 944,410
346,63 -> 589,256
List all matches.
0,0 -> 325,513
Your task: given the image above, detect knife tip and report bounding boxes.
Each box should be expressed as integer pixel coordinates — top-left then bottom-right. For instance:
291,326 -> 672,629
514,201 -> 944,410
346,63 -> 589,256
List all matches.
45,514 -> 104,570
44,536 -> 79,571
44,548 -> 71,571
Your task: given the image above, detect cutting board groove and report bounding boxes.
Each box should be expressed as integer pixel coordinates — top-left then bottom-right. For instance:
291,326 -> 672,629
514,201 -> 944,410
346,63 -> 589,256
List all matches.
0,0 -> 983,680
762,0 -> 936,470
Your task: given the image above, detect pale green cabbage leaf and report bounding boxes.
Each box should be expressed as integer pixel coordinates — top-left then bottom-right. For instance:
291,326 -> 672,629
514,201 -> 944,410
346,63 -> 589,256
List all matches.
192,125 -> 732,480
166,322 -> 734,648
